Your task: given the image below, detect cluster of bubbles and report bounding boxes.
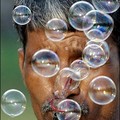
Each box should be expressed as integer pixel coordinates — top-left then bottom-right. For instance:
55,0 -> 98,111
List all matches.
1,89 -> 26,117
84,10 -> 114,42
54,60 -> 90,99
12,1 -> 119,42
7,0 -> 119,119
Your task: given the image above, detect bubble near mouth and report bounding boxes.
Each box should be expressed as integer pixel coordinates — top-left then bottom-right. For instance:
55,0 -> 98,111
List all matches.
42,98 -> 89,120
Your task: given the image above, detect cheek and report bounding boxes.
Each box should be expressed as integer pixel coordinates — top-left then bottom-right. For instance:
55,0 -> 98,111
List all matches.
77,64 -> 118,119
23,65 -> 54,104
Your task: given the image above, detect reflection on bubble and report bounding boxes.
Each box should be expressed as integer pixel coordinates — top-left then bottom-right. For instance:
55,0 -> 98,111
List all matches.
82,44 -> 108,68
84,10 -> 114,42
1,89 -> 26,117
69,1 -> 94,31
70,60 -> 90,80
45,18 -> 68,42
89,76 -> 116,105
92,0 -> 120,13
56,99 -> 81,120
32,49 -> 60,77
12,5 -> 31,25
54,68 -> 80,98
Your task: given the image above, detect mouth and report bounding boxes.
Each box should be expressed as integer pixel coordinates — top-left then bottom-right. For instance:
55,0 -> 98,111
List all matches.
42,97 -> 89,120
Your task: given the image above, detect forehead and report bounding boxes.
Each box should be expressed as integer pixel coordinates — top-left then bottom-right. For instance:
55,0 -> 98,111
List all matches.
25,29 -> 87,56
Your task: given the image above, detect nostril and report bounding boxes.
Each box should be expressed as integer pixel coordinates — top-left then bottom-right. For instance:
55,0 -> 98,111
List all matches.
66,87 -> 80,99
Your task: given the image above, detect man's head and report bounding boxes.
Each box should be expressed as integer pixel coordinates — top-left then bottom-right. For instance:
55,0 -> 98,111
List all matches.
13,0 -> 120,120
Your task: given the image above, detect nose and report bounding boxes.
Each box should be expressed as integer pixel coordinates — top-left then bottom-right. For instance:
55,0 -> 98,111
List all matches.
53,49 -> 81,98
53,75 -> 80,99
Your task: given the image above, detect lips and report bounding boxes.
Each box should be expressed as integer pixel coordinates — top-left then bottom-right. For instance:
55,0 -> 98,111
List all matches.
42,92 -> 90,120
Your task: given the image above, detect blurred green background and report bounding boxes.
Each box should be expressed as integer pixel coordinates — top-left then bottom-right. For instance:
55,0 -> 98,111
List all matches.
1,0 -> 36,120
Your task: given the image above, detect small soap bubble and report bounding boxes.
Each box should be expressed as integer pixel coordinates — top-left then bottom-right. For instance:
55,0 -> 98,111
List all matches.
68,1 -> 95,31
56,99 -> 81,120
92,0 -> 120,13
89,76 -> 116,105
45,18 -> 68,42
84,10 -> 114,42
32,49 -> 60,77
70,60 -> 90,80
12,5 -> 31,25
1,89 -> 26,117
54,68 -> 80,98
82,44 -> 108,68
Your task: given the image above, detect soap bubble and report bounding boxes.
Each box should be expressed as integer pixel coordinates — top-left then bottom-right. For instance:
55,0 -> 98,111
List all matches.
45,18 -> 68,42
32,49 -> 60,77
82,44 -> 108,68
56,99 -> 81,120
86,41 -> 110,61
70,60 -> 90,80
92,0 -> 120,13
89,76 -> 116,105
68,1 -> 95,31
12,5 -> 31,25
84,10 -> 114,42
54,68 -> 80,98
1,89 -> 26,117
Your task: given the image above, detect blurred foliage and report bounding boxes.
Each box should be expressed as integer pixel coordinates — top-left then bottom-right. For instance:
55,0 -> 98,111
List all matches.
1,0 -> 36,120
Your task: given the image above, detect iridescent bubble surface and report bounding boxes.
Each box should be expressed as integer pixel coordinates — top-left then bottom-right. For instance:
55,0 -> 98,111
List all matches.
1,89 -> 26,117
45,18 -> 68,41
56,99 -> 81,120
32,49 -> 60,77
12,5 -> 31,25
89,76 -> 116,105
82,44 -> 108,68
54,68 -> 80,98
92,0 -> 120,13
84,10 -> 114,42
69,1 -> 94,31
70,60 -> 90,80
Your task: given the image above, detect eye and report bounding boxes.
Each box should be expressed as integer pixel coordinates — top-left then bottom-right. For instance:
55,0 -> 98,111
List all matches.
31,49 -> 60,77
69,49 -> 82,64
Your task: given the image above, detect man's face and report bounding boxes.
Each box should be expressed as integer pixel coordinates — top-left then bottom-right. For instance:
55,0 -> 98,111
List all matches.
18,29 -> 119,120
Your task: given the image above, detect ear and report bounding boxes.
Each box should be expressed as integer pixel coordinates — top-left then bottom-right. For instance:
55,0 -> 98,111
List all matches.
18,48 -> 25,77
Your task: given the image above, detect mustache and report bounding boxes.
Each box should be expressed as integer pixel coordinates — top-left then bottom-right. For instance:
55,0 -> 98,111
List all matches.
42,100 -> 89,119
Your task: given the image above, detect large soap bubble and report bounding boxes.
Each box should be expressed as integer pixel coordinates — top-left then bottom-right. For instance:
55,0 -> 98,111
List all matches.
32,49 -> 60,77
70,60 -> 90,80
89,76 -> 116,105
45,18 -> 68,42
12,5 -> 32,25
92,0 -> 120,13
84,10 -> 114,42
82,44 -> 108,68
56,99 -> 81,120
68,1 -> 95,31
1,89 -> 26,117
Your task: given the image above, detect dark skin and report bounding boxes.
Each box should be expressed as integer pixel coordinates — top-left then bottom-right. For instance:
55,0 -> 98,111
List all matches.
18,29 -> 119,120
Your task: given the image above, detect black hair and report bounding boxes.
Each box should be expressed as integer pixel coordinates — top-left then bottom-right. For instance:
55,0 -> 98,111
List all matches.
13,0 -> 120,52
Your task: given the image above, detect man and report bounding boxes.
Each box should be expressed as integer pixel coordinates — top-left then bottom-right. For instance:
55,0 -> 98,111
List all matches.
13,0 -> 120,120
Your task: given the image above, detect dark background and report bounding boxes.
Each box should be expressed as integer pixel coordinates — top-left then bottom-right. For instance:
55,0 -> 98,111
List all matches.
1,0 -> 36,119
